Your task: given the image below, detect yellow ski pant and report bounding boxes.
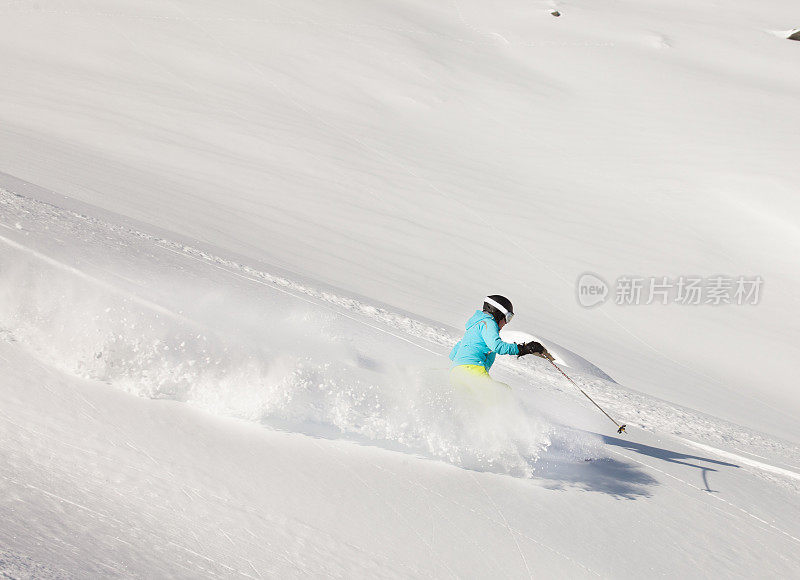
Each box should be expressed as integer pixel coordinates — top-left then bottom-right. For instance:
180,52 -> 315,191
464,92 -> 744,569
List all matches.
449,365 -> 511,406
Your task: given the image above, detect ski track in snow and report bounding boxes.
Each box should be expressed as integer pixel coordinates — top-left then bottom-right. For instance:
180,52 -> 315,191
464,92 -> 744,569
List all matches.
1,187 -> 453,350
677,437 -> 800,482
469,472 -> 533,577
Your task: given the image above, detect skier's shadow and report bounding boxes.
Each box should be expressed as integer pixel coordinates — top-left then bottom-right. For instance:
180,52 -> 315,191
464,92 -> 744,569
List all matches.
536,432 -> 739,499
599,434 -> 739,494
536,453 -> 658,499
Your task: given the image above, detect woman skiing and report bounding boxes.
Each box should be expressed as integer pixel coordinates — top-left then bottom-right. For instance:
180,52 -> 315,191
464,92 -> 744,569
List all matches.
449,295 -> 545,401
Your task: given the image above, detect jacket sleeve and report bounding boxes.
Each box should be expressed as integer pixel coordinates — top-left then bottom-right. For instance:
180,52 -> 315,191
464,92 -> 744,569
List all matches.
485,351 -> 497,370
480,321 -> 519,356
449,340 -> 461,361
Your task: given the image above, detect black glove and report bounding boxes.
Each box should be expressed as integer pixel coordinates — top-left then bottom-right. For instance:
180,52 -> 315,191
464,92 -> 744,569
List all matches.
517,341 -> 545,357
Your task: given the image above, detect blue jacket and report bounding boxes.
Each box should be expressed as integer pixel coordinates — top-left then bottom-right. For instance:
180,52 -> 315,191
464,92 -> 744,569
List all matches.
449,310 -> 520,370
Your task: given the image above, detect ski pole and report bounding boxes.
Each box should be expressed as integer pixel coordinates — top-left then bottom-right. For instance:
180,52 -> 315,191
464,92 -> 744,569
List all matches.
542,354 -> 626,434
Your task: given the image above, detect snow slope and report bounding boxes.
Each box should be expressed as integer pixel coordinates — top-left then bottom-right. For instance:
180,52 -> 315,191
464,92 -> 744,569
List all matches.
1,0 -> 798,441
0,179 -> 800,578
2,180 -> 800,577
2,0 -> 800,576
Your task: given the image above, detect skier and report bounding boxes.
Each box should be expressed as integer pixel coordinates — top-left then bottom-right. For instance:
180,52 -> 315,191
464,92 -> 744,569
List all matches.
449,295 -> 547,401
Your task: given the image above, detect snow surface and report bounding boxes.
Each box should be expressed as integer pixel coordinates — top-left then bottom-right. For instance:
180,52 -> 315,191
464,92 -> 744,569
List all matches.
1,0 -> 800,576
2,176 -> 800,578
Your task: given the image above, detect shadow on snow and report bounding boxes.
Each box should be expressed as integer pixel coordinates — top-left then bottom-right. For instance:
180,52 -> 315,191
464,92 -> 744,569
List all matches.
532,432 -> 741,499
600,434 -> 739,493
